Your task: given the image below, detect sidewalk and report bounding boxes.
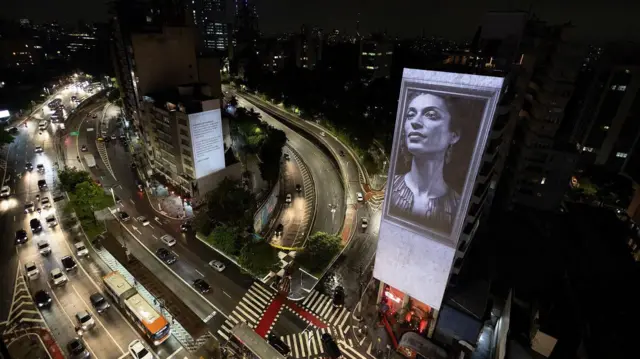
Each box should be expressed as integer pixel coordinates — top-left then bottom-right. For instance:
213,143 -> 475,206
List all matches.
4,328 -> 65,359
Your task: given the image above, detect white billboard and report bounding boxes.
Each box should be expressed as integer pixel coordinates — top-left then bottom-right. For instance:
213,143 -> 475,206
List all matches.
188,109 -> 225,179
373,69 -> 504,310
0,109 -> 10,119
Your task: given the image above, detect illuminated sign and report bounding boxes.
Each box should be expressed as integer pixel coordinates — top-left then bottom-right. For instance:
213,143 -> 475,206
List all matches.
373,69 -> 504,309
0,110 -> 10,119
188,109 -> 225,179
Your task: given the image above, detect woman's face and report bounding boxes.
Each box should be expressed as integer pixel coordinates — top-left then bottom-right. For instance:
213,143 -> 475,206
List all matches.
404,93 -> 458,156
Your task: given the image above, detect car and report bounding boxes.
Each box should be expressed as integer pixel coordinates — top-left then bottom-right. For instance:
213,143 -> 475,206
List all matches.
67,338 -> 90,359
356,192 -> 364,202
285,193 -> 292,204
193,279 -> 211,294
61,255 -> 77,271
81,145 -> 88,152
130,162 -> 137,169
25,162 -> 33,171
361,217 -> 368,230
111,134 -> 117,140
75,311 -> 95,331
24,201 -> 35,213
339,150 -> 345,157
37,179 -> 47,190
38,240 -> 51,255
119,211 -> 130,222
92,113 -> 97,119
209,260 -> 226,272
321,333 -> 342,359
34,290 -> 52,308
267,334 -> 291,356
37,164 -> 45,173
46,215 -> 58,227
52,192 -> 65,202
160,234 -> 176,247
75,242 -> 89,256
128,339 -> 153,359
333,286 -> 345,308
319,131 -> 326,137
15,229 -> 28,244
284,153 -> 290,161
89,293 -> 110,314
137,216 -> 149,226
50,268 -> 68,286
0,185 -> 10,198
96,136 -> 104,142
41,196 -> 51,208
296,184 -> 302,192
180,222 -> 191,233
275,223 -> 284,236
25,261 -> 39,279
104,136 -> 111,143
30,218 -> 43,233
155,248 -> 176,264
34,146 -> 43,153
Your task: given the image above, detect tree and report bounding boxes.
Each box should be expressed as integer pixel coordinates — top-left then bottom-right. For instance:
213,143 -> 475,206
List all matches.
203,177 -> 255,228
238,240 -> 278,276
297,232 -> 343,274
258,127 -> 287,186
207,224 -> 242,255
0,125 -> 15,146
58,167 -> 92,192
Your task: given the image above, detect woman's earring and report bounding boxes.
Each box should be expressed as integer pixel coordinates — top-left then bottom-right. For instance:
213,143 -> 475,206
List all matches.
445,144 -> 452,164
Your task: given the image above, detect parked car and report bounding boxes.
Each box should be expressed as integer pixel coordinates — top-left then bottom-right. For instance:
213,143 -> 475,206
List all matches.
209,260 -> 226,272
67,338 -> 90,359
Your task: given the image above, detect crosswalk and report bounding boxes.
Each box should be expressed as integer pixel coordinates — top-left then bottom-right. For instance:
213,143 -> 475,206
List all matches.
279,326 -> 366,359
216,282 -> 276,342
301,290 -> 351,327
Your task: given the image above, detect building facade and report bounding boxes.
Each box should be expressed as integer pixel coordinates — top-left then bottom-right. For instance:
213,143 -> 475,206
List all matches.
188,0 -> 234,55
358,35 -> 393,81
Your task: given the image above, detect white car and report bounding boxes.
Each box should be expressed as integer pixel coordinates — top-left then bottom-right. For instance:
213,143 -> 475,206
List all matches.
137,216 -> 149,226
75,242 -> 89,257
25,261 -> 39,279
209,260 -> 226,272
50,268 -> 68,286
41,197 -> 51,208
45,215 -> 58,228
128,340 -> 153,359
34,146 -> 44,153
285,193 -> 292,204
319,131 -> 326,137
0,185 -> 10,198
160,234 -> 176,247
75,311 -> 95,331
361,218 -> 369,229
356,192 -> 364,202
37,240 -> 51,255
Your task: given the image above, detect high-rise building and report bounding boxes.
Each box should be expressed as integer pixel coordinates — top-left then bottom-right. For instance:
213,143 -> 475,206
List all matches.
188,0 -> 234,55
358,34 -> 393,81
568,43 -> 640,173
293,25 -> 322,69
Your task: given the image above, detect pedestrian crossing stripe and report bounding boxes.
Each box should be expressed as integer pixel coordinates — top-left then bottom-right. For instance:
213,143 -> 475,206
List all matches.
301,290 -> 352,327
279,326 -> 362,358
216,282 -> 276,342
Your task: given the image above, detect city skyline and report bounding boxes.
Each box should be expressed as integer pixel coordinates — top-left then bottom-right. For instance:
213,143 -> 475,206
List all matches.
2,0 -> 639,42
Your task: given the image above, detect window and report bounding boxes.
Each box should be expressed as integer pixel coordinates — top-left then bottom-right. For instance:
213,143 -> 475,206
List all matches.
603,125 -> 610,130
181,139 -> 190,147
616,152 -> 628,158
618,85 -> 627,91
540,177 -> 546,185
182,149 -> 192,157
582,146 -> 595,153
179,129 -> 189,137
611,85 -> 617,90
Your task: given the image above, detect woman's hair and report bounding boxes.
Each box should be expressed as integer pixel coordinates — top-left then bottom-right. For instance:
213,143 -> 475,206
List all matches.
395,88 -> 484,193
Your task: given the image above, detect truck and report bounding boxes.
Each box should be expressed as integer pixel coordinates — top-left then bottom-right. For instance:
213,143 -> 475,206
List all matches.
84,153 -> 96,168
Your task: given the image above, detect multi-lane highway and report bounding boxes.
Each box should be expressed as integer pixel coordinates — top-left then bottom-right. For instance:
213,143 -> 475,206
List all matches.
0,86 -> 169,359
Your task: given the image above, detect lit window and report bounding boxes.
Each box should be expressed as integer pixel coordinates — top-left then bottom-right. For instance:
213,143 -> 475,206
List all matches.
603,126 -> 609,130
616,152 -> 628,158
618,85 -> 627,91
540,177 -> 546,185
611,85 -> 617,90
582,146 -> 595,152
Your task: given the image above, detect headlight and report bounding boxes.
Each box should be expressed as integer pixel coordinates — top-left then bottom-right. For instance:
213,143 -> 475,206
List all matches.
38,302 -> 44,307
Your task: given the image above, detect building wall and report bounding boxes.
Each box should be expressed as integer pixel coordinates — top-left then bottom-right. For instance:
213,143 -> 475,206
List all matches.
131,27 -> 199,97
358,38 -> 393,80
196,57 -> 223,98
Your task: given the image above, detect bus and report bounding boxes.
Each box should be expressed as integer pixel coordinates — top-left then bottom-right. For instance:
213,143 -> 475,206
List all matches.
102,271 -> 171,345
229,322 -> 286,359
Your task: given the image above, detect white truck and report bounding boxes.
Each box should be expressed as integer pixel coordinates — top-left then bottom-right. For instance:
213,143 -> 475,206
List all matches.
84,153 -> 97,168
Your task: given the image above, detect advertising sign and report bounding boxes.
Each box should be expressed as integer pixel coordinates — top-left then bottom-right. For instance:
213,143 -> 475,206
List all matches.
188,109 -> 225,179
253,180 -> 280,234
373,69 -> 504,309
0,110 -> 10,119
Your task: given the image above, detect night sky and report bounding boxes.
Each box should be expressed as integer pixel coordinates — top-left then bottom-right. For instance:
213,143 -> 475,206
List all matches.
3,0 -> 639,42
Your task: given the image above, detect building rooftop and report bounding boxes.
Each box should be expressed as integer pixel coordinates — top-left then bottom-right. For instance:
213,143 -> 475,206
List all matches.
144,82 -> 216,114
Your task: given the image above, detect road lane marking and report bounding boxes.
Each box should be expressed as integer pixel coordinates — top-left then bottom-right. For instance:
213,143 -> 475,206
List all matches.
46,280 -> 100,359
171,250 -> 179,257
195,269 -> 204,277
71,283 -> 125,354
129,198 -> 135,204
222,291 -> 232,299
166,347 -> 183,359
148,224 -> 154,229
132,226 -> 141,234
152,234 -> 158,240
